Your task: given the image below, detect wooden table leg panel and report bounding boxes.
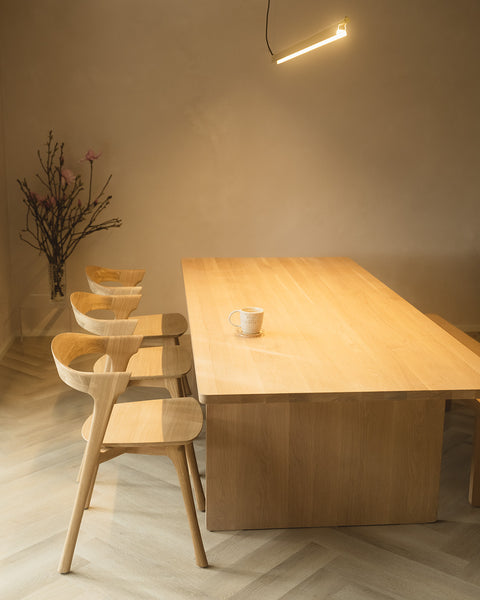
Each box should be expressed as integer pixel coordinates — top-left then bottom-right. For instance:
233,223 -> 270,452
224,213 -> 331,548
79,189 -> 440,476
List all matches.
206,398 -> 446,531
206,402 -> 290,530
469,403 -> 480,506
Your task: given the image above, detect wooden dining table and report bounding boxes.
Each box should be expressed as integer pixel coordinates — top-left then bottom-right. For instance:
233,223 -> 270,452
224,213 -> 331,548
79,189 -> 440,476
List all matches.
182,257 -> 480,531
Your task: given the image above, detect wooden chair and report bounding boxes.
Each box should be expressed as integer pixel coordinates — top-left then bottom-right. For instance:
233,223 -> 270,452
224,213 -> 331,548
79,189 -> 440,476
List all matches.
51,332 -> 207,573
426,313 -> 480,506
72,289 -> 187,344
85,265 -> 145,295
70,291 -> 191,397
85,267 -> 188,344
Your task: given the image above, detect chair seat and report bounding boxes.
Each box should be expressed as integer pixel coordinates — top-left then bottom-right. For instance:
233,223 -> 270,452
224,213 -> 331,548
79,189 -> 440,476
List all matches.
94,346 -> 192,379
131,312 -> 188,338
82,397 -> 203,447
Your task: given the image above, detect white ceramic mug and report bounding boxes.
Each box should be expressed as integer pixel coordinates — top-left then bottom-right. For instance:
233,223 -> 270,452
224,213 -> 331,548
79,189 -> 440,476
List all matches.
228,307 -> 264,335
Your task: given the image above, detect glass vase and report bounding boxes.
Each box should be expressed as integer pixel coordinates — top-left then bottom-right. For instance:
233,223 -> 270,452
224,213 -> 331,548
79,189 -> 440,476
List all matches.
48,261 -> 66,301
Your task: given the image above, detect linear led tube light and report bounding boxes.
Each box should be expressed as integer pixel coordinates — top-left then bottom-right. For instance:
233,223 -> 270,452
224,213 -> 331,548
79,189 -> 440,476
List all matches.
273,18 -> 348,65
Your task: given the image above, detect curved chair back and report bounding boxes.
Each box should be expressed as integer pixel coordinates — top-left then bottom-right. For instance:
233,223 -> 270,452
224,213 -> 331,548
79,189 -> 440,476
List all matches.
70,291 -> 141,336
51,332 -> 140,396
86,265 -> 144,295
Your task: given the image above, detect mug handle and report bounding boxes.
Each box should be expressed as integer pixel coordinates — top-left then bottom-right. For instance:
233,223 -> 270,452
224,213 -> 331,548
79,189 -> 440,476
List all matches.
228,309 -> 241,328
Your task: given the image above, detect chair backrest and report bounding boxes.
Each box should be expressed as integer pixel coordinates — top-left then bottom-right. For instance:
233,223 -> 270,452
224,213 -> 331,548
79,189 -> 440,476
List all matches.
51,332 -> 142,403
70,291 -> 142,336
85,265 -> 145,295
51,333 -> 142,470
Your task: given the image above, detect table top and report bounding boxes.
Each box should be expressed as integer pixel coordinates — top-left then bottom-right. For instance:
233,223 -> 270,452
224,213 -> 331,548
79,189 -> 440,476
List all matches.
182,257 -> 480,403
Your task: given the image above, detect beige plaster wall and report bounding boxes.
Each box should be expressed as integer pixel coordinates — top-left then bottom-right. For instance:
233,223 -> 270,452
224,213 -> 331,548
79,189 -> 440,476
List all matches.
1,0 -> 479,334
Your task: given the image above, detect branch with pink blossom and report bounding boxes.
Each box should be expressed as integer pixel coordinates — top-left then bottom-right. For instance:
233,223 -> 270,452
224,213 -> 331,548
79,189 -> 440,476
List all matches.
17,130 -> 122,267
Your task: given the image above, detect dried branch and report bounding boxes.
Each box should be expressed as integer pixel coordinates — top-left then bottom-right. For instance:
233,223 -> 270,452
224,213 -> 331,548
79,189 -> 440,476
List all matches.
17,130 -> 122,267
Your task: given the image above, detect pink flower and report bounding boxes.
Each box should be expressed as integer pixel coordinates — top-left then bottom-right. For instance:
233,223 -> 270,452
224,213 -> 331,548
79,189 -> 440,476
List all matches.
37,195 -> 55,209
83,149 -> 101,162
31,192 -> 47,204
61,168 -> 76,186
30,193 -> 56,208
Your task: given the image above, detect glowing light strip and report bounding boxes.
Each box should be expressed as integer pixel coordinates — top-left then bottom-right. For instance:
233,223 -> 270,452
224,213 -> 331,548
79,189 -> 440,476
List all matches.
273,19 -> 348,65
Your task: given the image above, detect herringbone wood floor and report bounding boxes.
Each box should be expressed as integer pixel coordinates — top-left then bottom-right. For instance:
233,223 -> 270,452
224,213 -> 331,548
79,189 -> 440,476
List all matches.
1,336 -> 480,600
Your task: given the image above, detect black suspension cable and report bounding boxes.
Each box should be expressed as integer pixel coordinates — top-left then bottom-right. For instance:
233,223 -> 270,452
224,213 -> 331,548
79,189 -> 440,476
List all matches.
265,0 -> 274,56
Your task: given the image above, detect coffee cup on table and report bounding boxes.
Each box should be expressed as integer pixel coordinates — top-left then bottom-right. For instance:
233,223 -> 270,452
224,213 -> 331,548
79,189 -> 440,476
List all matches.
228,307 -> 264,336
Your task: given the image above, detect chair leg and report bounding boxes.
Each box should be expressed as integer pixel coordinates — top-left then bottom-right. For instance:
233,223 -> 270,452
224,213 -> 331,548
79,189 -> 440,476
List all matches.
186,442 -> 205,512
84,447 -> 125,508
181,375 -> 191,396
469,405 -> 480,506
84,461 -> 100,509
165,377 -> 181,398
58,439 -> 103,573
76,447 -> 87,483
166,445 -> 208,568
